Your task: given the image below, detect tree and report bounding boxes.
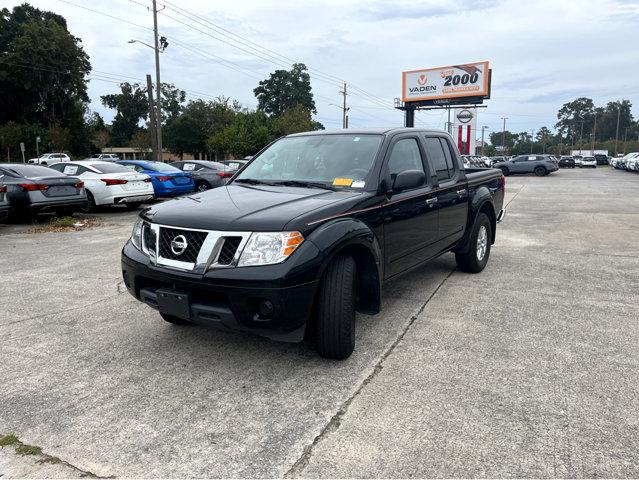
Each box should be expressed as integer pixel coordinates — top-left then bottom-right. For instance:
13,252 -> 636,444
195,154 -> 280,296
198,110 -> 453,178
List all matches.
0,121 -> 23,161
555,97 -> 595,143
271,104 -> 324,136
489,130 -> 517,153
535,126 -> 553,153
165,97 -> 242,158
129,129 -> 150,159
160,83 -> 186,124
92,129 -> 110,151
254,63 -> 316,116
101,83 -> 149,146
0,4 -> 91,127
46,122 -> 71,151
208,111 -> 273,158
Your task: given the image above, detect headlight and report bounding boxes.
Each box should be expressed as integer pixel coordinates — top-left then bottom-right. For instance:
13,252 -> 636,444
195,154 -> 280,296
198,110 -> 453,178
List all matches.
237,231 -> 304,267
131,218 -> 143,250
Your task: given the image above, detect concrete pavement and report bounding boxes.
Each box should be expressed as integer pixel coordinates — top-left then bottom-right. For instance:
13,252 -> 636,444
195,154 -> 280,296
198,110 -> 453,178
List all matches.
1,167 -> 638,477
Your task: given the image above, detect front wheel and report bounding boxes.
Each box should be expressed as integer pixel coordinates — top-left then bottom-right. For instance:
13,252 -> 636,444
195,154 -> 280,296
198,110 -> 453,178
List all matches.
314,254 -> 356,360
499,167 -> 509,176
455,213 -> 492,273
534,166 -> 547,176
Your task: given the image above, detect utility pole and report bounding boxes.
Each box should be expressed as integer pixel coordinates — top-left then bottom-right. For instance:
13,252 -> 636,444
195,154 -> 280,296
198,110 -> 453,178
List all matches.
152,0 -> 163,160
146,74 -> 159,161
591,113 -> 597,155
530,130 -> 535,154
579,119 -> 584,145
339,82 -> 349,129
446,107 -> 452,134
614,106 -> 621,156
501,117 -> 508,155
623,127 -> 628,154
480,126 -> 488,156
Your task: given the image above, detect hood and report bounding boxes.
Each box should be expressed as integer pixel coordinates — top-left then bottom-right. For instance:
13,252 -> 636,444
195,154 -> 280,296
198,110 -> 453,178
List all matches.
142,183 -> 363,231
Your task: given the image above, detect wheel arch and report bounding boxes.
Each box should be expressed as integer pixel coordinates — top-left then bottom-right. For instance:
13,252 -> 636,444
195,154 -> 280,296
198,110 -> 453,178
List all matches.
307,218 -> 382,316
453,195 -> 497,254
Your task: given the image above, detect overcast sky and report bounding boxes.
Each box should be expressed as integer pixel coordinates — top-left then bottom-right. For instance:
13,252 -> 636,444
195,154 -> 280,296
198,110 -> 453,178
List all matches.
8,0 -> 639,139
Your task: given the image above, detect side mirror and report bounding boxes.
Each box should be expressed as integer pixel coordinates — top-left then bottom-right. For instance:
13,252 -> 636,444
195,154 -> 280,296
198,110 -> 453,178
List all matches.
392,169 -> 425,192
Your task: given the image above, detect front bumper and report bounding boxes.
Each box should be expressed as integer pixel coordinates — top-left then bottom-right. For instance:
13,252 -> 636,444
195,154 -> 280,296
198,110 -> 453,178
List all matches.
121,242 -> 320,342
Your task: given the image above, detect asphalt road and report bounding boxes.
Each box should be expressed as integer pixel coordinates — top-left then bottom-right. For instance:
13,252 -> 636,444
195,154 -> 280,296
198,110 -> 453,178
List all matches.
1,167 -> 638,478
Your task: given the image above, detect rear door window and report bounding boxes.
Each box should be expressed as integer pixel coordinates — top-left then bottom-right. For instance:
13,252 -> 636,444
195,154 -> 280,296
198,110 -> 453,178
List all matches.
424,137 -> 453,181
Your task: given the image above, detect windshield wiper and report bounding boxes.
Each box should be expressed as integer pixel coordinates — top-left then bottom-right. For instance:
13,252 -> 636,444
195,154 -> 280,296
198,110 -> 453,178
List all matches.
234,178 -> 277,186
272,180 -> 337,191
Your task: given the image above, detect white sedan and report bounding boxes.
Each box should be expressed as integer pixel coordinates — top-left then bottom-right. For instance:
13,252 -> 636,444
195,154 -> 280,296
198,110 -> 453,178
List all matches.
580,156 -> 597,168
49,160 -> 154,211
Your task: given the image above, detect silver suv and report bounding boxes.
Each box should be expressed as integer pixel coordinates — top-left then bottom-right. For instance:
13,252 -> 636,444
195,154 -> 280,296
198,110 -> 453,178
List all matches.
493,154 -> 559,177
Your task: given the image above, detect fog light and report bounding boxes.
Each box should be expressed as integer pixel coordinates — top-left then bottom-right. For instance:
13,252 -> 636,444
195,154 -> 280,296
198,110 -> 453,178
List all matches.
258,299 -> 274,318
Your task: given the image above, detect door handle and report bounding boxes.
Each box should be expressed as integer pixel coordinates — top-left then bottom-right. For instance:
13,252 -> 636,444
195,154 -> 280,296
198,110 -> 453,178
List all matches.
456,189 -> 467,195
426,197 -> 438,205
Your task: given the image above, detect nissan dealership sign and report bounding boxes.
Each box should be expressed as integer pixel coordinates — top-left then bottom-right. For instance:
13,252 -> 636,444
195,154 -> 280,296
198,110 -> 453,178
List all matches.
402,61 -> 490,102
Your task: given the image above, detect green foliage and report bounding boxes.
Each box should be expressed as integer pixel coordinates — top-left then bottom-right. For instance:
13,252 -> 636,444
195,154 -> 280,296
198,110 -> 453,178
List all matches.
272,104 -> 324,137
208,111 -> 273,158
0,122 -> 24,161
101,83 -> 149,146
129,129 -> 151,158
0,4 -> 91,156
46,122 -> 71,151
254,63 -> 316,116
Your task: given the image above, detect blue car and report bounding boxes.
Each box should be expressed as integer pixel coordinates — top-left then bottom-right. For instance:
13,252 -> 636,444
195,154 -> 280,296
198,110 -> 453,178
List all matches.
117,160 -> 195,197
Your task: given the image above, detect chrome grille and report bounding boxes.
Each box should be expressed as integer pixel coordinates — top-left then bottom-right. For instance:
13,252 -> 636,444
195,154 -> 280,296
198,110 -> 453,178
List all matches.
158,227 -> 207,263
217,237 -> 242,265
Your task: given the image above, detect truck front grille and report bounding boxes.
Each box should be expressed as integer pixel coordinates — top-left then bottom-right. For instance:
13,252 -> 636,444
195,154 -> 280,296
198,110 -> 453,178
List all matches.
217,237 -> 242,265
158,227 -> 208,263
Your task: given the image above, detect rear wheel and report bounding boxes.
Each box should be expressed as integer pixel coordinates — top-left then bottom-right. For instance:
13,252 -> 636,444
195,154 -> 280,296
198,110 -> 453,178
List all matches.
499,167 -> 509,176
160,313 -> 192,325
314,254 -> 356,360
80,190 -> 96,213
196,181 -> 211,192
455,213 -> 492,273
534,166 -> 547,176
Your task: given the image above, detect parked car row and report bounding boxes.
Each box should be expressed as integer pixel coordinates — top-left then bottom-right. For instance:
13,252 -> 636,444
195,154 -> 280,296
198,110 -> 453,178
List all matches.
611,152 -> 639,172
461,155 -> 492,168
0,158 -> 245,222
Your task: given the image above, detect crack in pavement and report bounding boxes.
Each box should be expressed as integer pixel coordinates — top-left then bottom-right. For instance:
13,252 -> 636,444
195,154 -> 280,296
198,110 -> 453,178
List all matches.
504,184 -> 526,209
0,434 -> 112,478
283,268 -> 457,478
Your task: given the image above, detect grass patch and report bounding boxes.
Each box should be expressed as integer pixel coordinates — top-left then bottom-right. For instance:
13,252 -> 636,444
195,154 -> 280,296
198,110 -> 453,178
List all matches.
0,433 -> 19,446
28,215 -> 103,234
15,443 -> 42,456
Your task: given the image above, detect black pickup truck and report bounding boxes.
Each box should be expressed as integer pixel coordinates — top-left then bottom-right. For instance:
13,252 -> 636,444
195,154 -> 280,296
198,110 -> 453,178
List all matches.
122,128 -> 505,359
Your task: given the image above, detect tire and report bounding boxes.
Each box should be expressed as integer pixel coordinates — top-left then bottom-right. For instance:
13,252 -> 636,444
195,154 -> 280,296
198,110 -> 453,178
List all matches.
499,167 -> 509,176
125,202 -> 142,210
314,254 -> 356,360
534,166 -> 547,176
160,313 -> 192,325
455,213 -> 492,274
80,190 -> 95,213
196,181 -> 211,192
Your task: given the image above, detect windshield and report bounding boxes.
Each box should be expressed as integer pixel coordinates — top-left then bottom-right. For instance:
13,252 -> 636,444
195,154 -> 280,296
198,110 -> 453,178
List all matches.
235,134 -> 382,187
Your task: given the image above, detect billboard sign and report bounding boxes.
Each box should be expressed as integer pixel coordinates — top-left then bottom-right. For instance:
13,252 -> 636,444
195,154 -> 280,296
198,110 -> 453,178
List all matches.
402,61 -> 490,103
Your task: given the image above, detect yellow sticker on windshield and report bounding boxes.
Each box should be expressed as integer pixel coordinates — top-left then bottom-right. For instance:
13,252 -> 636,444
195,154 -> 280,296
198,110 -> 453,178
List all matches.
333,178 -> 353,186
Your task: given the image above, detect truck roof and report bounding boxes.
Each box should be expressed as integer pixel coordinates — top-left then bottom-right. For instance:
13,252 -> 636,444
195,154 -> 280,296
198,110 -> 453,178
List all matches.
287,128 -> 447,137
